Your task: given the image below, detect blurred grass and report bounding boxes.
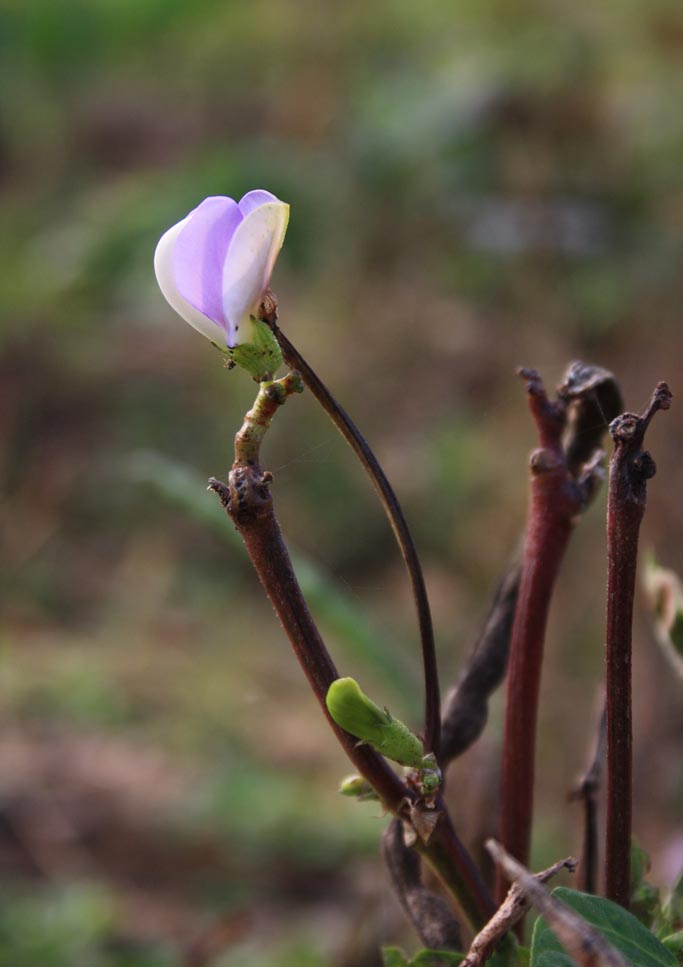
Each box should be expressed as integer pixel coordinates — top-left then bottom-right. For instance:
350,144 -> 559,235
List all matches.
1,0 -> 683,964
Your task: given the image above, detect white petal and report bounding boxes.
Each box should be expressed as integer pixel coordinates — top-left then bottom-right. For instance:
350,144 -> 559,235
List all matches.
221,201 -> 289,346
154,218 -> 227,344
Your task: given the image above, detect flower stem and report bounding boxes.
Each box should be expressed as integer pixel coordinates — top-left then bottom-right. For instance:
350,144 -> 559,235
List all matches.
268,319 -> 441,760
604,382 -> 672,907
234,372 -> 304,465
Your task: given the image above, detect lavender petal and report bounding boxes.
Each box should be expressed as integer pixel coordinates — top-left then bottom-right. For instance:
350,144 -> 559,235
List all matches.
173,196 -> 242,330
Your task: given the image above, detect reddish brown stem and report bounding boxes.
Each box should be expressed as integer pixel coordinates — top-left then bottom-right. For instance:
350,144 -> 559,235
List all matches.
441,362 -> 621,772
497,370 -> 585,903
209,458 -> 494,929
604,382 -> 671,908
209,468 -> 408,810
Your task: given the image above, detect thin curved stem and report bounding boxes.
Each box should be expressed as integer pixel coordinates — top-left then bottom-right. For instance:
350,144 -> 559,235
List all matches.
270,322 -> 441,759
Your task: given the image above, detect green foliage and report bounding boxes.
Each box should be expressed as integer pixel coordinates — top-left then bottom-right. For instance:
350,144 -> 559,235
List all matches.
516,947 -> 531,967
381,929 -> 518,967
657,871 -> 683,940
194,752 -> 382,864
530,888 -> 678,967
668,873 -> 683,932
631,842 -> 662,927
215,936 -> 328,967
0,884 -> 170,967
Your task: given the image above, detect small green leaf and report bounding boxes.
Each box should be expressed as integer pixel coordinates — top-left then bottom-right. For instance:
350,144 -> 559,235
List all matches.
326,678 -> 424,768
530,888 -> 678,967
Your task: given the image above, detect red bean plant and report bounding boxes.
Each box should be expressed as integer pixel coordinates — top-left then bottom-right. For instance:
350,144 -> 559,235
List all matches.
154,191 -> 680,967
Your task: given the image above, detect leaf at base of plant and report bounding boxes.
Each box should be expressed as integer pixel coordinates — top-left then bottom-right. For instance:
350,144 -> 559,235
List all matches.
530,888 -> 677,967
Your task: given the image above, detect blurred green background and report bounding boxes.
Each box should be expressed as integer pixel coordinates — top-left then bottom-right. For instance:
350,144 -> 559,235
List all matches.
1,1 -> 682,964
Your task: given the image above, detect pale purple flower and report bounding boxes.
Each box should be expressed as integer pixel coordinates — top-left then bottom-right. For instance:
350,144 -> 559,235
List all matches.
154,190 -> 289,348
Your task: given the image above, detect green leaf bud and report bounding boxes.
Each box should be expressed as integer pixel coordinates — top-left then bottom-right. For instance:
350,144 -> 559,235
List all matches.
420,769 -> 441,795
417,753 -> 441,795
339,774 -> 379,801
326,677 -> 424,769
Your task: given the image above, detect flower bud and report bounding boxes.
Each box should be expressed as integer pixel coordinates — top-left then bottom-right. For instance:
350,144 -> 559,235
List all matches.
339,775 -> 378,801
326,677 -> 424,769
154,190 -> 288,380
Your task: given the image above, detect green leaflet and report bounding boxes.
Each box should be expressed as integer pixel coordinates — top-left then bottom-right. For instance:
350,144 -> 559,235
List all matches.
530,887 -> 678,967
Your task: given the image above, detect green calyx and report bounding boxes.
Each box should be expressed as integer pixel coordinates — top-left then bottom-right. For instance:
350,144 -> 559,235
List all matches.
419,753 -> 441,795
326,677 -> 424,770
213,317 -> 283,382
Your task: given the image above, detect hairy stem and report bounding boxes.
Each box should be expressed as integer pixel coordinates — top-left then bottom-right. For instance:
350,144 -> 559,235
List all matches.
604,382 -> 672,907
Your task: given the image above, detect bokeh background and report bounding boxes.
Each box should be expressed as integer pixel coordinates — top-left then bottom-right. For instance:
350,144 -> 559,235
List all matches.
1,1 -> 682,964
